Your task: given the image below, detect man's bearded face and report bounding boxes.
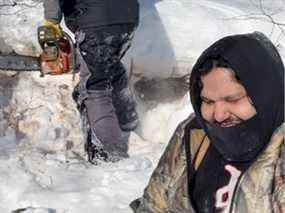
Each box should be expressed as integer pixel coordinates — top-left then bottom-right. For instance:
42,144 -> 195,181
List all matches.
200,67 -> 257,127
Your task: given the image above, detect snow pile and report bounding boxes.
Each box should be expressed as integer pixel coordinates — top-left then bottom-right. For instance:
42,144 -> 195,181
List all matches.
126,0 -> 254,79
0,144 -> 155,212
0,0 -> 43,56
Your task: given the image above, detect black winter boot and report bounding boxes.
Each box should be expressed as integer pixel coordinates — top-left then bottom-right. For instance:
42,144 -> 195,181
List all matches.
85,130 -> 109,164
72,85 -> 111,164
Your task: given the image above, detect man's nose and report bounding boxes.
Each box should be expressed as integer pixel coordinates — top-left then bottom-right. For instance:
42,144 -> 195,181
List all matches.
213,101 -> 230,123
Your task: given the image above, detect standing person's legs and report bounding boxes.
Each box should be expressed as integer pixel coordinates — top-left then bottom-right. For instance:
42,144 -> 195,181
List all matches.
74,25 -> 137,163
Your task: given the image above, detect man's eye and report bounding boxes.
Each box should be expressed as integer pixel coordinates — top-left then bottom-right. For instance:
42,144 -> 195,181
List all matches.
227,98 -> 241,103
203,99 -> 214,105
226,95 -> 247,103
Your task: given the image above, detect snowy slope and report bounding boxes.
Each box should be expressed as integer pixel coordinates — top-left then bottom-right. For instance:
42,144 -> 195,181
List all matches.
0,0 -> 284,212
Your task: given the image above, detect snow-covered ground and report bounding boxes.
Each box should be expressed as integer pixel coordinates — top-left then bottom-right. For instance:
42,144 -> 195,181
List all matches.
0,0 -> 284,212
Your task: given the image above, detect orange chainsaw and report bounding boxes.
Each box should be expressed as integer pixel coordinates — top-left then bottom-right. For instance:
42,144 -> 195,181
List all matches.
0,26 -> 75,77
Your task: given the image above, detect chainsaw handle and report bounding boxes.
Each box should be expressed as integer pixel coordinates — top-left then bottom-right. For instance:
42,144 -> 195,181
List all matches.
62,32 -> 76,72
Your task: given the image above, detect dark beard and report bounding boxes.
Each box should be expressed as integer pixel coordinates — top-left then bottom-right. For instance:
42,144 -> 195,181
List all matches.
205,115 -> 267,162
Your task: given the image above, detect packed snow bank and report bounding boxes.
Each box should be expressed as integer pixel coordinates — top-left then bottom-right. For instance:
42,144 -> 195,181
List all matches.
0,141 -> 155,213
125,0 -> 254,79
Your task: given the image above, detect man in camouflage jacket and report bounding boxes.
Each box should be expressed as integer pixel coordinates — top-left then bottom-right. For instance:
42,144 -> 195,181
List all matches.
131,32 -> 284,212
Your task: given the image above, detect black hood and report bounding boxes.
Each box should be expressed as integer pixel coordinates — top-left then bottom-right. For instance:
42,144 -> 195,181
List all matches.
189,32 -> 284,162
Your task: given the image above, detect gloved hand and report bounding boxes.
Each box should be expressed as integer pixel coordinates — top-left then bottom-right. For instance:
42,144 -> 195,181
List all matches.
43,19 -> 63,38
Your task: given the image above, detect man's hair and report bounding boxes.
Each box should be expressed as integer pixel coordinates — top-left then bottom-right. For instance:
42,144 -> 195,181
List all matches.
197,57 -> 240,90
190,56 -> 242,112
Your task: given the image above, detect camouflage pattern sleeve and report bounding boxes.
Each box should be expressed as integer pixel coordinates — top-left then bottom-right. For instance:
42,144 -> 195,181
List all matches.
130,116 -> 196,213
43,0 -> 63,23
273,124 -> 285,212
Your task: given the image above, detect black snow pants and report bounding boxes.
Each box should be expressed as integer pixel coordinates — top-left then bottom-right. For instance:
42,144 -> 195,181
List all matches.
74,24 -> 138,163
